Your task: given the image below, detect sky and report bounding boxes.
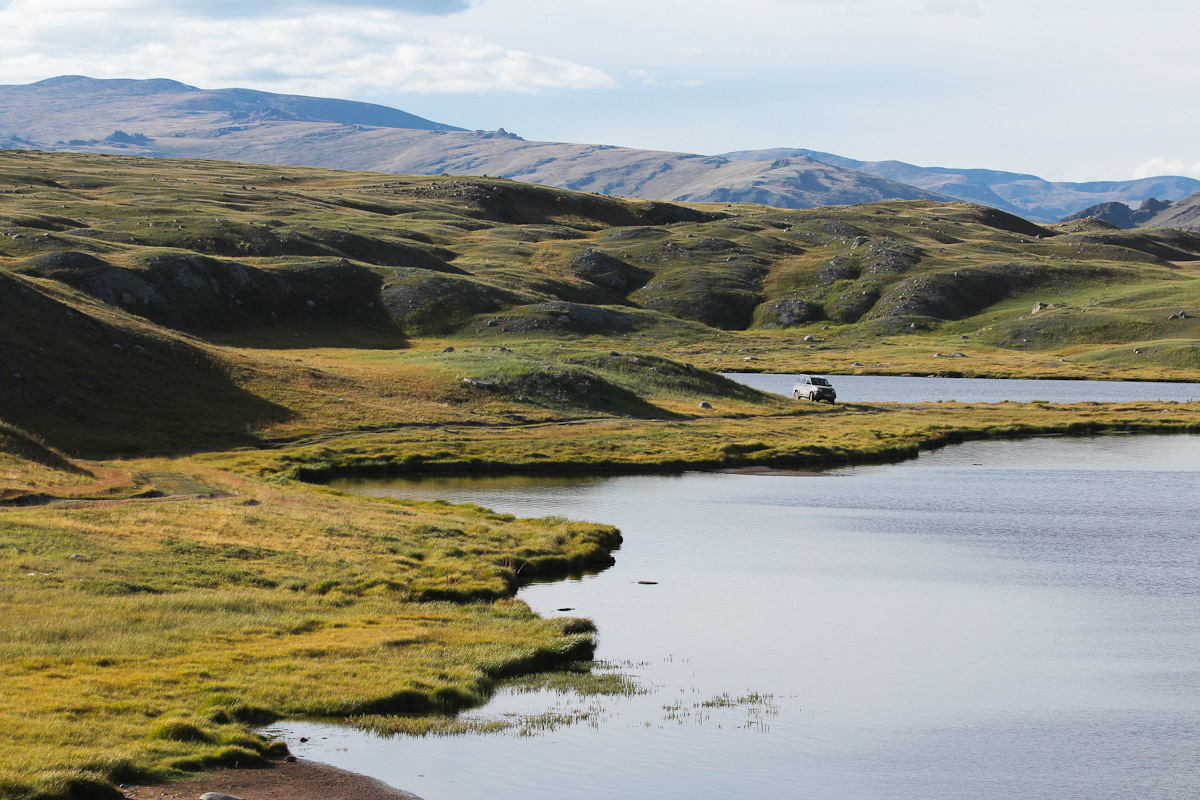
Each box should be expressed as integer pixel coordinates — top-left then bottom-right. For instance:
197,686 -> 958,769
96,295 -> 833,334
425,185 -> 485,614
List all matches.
2,0 -> 1199,182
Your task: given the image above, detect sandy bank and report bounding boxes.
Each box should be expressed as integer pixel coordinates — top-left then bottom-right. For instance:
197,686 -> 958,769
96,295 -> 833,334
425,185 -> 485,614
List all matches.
122,759 -> 422,800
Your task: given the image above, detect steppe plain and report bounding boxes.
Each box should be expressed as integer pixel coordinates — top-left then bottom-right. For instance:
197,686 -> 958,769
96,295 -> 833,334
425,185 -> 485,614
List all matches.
3,150 -> 1200,799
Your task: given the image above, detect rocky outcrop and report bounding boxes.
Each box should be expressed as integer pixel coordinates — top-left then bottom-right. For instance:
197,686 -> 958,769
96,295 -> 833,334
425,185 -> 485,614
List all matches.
16,249 -> 392,332
1061,198 -> 1175,229
569,250 -> 652,292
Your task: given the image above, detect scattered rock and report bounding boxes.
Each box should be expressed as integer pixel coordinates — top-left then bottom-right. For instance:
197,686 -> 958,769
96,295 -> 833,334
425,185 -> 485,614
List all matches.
698,401 -> 713,410
442,346 -> 455,353
1032,301 -> 1047,314
803,334 -> 815,342
462,378 -> 494,389
200,793 -> 244,800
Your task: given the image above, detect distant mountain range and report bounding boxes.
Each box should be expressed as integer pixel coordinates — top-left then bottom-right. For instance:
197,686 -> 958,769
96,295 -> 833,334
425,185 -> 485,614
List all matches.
721,148 -> 1200,224
3,76 -> 1199,226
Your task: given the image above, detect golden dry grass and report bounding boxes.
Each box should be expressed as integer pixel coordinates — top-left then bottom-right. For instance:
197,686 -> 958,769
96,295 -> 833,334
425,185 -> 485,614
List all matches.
0,460 -> 616,799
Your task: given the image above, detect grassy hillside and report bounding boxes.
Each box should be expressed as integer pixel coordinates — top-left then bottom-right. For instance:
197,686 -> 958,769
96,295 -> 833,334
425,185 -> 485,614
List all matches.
4,150 -> 1199,403
3,151 -> 1200,800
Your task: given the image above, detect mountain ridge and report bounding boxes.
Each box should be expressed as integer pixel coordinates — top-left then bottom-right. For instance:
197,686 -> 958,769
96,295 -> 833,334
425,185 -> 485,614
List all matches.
4,76 -> 1199,225
0,76 -> 959,211
721,147 -> 1200,224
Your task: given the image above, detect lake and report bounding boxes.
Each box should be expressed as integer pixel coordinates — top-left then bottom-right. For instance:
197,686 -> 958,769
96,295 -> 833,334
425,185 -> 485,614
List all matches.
725,372 -> 1200,403
272,433 -> 1200,800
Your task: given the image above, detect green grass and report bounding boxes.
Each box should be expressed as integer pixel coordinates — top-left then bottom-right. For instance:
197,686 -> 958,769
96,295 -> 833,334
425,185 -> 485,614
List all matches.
0,465 -> 618,798
3,150 -> 1200,798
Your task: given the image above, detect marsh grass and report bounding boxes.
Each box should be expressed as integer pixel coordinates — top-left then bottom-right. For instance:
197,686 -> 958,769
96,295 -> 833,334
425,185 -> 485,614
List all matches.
0,463 -> 619,798
227,399 -> 1200,481
501,661 -> 649,697
662,691 -> 781,729
346,658 -> 651,736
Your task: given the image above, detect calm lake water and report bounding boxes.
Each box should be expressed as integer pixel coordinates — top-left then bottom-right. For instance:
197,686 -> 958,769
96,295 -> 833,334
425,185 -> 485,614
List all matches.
274,433 -> 1200,800
725,372 -> 1200,403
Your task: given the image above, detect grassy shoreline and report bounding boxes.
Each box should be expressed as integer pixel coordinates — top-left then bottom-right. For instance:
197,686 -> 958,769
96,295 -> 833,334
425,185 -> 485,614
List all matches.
0,459 -> 619,800
230,401 -> 1200,481
5,394 -> 1200,800
4,150 -> 1200,799
5,333 -> 1200,800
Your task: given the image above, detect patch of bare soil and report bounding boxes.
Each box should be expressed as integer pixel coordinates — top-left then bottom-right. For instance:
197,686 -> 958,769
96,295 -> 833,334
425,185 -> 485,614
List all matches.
122,760 -> 422,800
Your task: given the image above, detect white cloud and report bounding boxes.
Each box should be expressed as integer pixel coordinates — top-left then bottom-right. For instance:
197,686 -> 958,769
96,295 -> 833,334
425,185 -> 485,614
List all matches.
1133,157 -> 1200,180
147,0 -> 478,17
0,2 -> 614,95
0,0 -> 477,16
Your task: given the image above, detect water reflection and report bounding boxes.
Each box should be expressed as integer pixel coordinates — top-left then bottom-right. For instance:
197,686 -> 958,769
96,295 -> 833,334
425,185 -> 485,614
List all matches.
282,435 -> 1200,800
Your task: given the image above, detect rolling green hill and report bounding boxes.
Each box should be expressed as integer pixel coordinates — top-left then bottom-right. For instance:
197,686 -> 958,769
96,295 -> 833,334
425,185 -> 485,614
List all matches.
3,149 -> 1200,453
4,150 -> 1200,800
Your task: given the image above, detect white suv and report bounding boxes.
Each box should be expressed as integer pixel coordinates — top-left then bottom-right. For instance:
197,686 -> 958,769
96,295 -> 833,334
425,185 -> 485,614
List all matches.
792,374 -> 836,403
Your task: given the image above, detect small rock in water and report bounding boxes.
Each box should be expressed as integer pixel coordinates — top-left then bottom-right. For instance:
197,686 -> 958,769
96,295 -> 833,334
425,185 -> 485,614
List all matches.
636,580 -> 659,585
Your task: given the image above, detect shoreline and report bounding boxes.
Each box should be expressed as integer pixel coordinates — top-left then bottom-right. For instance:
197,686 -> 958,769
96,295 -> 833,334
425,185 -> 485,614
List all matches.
121,759 -> 422,800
